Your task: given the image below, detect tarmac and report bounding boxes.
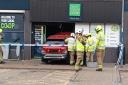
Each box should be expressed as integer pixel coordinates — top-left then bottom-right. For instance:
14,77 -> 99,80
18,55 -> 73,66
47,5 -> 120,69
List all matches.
0,59 -> 127,85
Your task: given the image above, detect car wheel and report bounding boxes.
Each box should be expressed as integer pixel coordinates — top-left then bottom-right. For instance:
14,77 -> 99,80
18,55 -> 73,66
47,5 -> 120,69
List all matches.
41,56 -> 49,64
65,55 -> 70,65
43,59 -> 49,64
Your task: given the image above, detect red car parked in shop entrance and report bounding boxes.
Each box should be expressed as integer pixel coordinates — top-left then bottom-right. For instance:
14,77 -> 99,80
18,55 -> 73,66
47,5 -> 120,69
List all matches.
41,32 -> 71,63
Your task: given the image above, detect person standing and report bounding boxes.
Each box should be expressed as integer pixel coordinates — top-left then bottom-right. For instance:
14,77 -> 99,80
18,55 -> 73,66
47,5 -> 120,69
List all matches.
95,25 -> 105,71
82,34 -> 88,65
65,33 -> 76,65
75,30 -> 85,71
0,29 -> 4,64
85,33 -> 95,62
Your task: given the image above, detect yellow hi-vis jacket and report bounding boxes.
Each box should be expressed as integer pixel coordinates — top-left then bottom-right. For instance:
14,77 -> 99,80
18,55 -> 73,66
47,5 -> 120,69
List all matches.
96,31 -> 105,49
76,39 -> 84,52
0,34 -> 3,43
65,37 -> 76,51
86,37 -> 95,52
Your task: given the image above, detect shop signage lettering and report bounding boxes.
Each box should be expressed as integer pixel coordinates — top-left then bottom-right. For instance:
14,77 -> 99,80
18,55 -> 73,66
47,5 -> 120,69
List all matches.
0,16 -> 15,29
1,23 -> 15,29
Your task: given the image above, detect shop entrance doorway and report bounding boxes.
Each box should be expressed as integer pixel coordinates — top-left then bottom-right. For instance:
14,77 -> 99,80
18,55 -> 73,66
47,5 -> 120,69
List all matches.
31,22 -> 75,58
45,22 -> 75,39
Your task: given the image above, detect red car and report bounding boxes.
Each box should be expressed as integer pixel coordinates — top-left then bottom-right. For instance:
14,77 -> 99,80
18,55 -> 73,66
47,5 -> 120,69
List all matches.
41,32 -> 71,63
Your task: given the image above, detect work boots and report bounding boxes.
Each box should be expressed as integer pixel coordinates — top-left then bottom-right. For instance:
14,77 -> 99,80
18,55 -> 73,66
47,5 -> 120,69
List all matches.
75,65 -> 82,72
0,61 -> 5,64
70,61 -> 75,65
80,61 -> 83,66
96,65 -> 103,71
96,68 -> 103,71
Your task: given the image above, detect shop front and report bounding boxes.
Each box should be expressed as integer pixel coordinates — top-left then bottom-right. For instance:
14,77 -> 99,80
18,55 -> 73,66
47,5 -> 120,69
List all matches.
30,0 -> 122,63
31,22 -> 75,59
0,0 -> 30,60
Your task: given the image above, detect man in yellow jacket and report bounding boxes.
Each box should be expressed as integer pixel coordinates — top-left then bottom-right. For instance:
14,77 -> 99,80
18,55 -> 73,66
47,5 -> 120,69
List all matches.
85,33 -> 95,62
82,34 -> 88,65
75,30 -> 85,71
95,25 -> 105,71
65,33 -> 76,65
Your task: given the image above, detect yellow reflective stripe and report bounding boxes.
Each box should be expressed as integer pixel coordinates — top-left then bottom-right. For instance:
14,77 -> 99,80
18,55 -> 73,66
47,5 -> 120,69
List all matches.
98,65 -> 103,69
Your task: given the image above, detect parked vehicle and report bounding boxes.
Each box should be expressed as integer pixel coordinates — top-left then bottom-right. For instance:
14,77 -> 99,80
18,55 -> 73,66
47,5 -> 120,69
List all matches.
41,32 -> 71,63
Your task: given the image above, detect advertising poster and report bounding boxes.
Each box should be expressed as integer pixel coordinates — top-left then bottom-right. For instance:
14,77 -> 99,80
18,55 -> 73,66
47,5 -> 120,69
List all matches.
105,24 -> 120,47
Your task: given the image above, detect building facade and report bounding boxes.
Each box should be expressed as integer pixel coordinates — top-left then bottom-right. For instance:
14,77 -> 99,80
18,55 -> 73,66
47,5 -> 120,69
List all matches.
1,0 -> 128,63
0,0 -> 31,60
30,0 -> 122,63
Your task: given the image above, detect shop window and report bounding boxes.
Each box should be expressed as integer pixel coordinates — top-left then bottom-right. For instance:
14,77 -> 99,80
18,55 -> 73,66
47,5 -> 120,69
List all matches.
125,0 -> 128,11
0,14 -> 24,43
3,32 -> 24,43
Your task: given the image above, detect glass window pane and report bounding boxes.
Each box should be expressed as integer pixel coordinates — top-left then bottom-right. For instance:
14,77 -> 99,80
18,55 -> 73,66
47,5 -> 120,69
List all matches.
3,32 -> 24,43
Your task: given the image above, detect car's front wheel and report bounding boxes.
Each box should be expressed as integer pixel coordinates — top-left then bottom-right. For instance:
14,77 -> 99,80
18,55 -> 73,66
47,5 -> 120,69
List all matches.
41,56 -> 49,64
65,54 -> 70,64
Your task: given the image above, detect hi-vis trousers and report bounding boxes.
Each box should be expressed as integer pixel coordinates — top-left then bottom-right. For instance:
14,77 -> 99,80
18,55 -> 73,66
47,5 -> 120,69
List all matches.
75,51 -> 84,70
96,49 -> 105,69
69,51 -> 75,64
0,46 -> 3,62
86,52 -> 94,62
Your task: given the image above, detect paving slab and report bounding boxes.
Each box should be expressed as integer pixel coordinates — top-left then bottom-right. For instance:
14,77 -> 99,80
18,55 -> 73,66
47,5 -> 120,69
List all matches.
0,60 -> 128,85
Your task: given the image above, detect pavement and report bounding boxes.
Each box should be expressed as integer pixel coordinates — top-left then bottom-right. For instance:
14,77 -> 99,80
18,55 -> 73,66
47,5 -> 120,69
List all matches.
0,59 -> 114,70
0,59 -> 127,85
0,69 -> 75,85
0,59 -> 75,70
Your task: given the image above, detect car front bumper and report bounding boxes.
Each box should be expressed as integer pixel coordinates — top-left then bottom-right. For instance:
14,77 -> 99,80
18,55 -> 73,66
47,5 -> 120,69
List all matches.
43,54 -> 67,60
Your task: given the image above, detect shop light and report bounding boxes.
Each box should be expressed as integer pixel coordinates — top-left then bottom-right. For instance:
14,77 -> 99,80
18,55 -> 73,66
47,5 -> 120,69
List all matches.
0,10 -> 25,13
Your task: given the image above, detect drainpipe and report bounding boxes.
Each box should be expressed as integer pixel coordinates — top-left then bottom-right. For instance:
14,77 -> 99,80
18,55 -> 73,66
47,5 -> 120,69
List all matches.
120,0 -> 124,65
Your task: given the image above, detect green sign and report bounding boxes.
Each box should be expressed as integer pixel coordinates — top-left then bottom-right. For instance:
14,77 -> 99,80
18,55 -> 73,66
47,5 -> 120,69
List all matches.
1,23 -> 15,29
69,3 -> 81,17
0,16 -> 15,30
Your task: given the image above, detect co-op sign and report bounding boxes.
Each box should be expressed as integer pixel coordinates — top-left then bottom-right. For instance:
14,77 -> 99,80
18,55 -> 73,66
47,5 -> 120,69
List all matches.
0,16 -> 15,30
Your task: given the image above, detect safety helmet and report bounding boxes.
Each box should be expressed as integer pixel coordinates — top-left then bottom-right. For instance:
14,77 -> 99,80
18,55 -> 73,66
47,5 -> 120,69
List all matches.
70,33 -> 75,37
95,25 -> 102,31
76,29 -> 82,34
0,29 -> 3,33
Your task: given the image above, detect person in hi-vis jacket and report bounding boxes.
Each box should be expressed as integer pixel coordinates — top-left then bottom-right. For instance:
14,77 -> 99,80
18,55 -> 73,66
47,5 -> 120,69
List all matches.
85,33 -> 95,62
95,25 -> 105,71
65,33 -> 76,65
0,29 -> 5,64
